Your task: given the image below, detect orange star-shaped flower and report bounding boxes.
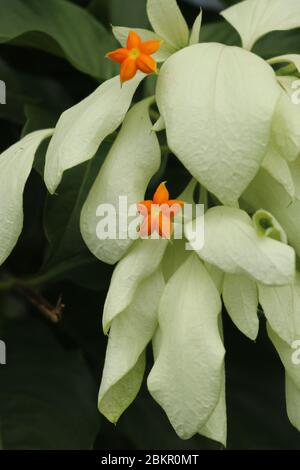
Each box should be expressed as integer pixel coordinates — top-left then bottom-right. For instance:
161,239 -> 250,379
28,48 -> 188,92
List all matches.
106,31 -> 162,84
138,182 -> 184,239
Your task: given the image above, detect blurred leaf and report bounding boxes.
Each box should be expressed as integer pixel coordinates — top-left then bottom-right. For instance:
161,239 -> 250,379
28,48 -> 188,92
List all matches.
0,0 -> 117,80
89,0 -> 149,28
223,314 -> 300,449
0,57 -> 73,126
221,0 -> 239,5
0,314 -> 100,450
109,0 -> 149,28
253,29 -> 300,59
22,104 -> 60,137
42,141 -> 113,290
88,0 -> 109,25
0,58 -> 31,124
200,20 -> 241,46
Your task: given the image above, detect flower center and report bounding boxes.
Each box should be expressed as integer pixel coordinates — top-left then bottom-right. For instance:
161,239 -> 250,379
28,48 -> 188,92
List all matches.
129,48 -> 140,59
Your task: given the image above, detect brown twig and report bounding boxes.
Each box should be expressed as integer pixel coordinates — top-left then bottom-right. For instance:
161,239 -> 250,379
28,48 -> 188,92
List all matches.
15,283 -> 65,323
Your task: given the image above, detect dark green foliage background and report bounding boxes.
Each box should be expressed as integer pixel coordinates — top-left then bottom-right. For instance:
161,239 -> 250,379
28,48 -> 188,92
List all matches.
0,0 -> 300,450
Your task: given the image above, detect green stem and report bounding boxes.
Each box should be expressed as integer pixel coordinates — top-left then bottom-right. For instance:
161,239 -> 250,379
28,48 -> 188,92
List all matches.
0,255 -> 94,292
23,255 -> 93,288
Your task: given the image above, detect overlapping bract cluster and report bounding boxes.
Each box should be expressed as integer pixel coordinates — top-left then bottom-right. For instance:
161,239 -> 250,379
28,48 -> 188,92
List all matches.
1,0 -> 300,445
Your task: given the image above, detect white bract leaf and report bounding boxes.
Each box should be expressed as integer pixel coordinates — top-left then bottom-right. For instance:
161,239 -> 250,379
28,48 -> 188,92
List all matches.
189,9 -> 202,45
156,43 -> 279,206
286,375 -> 300,432
44,74 -> 144,194
199,361 -> 226,447
148,254 -> 224,440
199,317 -> 227,447
267,272 -> 300,385
112,26 -> 175,62
262,145 -> 295,200
259,283 -> 295,343
204,263 -> 224,294
271,77 -> 300,163
0,129 -> 53,266
147,0 -> 189,49
223,273 -> 259,340
268,324 -> 300,392
243,168 -> 300,257
289,159 -> 300,200
152,115 -> 165,132
80,98 -> 161,265
221,0 -> 300,51
99,269 -> 164,423
103,238 -> 168,333
185,206 -> 295,286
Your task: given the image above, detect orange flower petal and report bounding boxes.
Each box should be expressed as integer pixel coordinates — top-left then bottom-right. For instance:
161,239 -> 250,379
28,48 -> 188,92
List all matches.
167,199 -> 184,216
106,48 -> 129,64
153,182 -> 169,204
160,201 -> 184,218
138,200 -> 153,216
159,213 -> 172,239
136,53 -> 157,74
140,39 -> 162,55
120,57 -> 137,83
140,214 -> 160,237
127,31 -> 141,49
139,216 -> 152,237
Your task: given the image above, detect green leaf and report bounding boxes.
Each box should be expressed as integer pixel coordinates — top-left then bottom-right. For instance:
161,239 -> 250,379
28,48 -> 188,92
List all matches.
253,29 -> 300,59
148,254 -> 224,440
22,104 -> 60,138
110,0 -> 149,28
200,21 -> 241,46
259,283 -> 295,343
156,43 -> 280,206
44,73 -> 144,194
0,0 -> 117,80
